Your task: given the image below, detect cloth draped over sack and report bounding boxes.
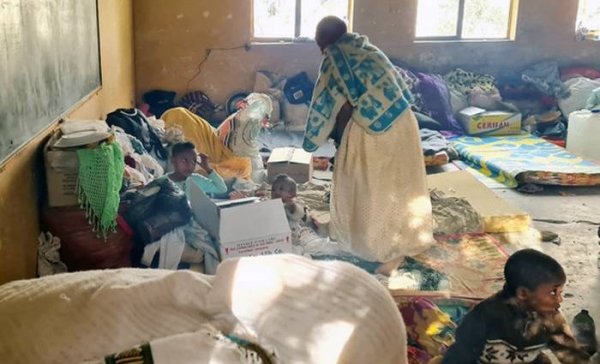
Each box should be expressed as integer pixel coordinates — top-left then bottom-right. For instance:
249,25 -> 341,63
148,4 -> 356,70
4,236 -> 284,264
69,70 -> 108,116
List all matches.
216,93 -> 273,182
162,107 -> 253,180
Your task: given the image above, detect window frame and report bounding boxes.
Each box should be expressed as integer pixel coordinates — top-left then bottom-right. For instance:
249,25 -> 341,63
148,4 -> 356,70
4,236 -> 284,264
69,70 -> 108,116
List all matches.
414,0 -> 520,41
250,0 -> 354,43
577,0 -> 600,30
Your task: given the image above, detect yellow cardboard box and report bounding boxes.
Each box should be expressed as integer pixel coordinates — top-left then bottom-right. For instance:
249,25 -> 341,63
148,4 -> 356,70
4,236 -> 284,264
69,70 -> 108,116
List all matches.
458,107 -> 522,136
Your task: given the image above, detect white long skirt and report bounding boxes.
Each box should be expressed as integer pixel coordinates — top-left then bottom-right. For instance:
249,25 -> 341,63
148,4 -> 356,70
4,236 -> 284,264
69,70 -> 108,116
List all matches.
330,109 -> 434,262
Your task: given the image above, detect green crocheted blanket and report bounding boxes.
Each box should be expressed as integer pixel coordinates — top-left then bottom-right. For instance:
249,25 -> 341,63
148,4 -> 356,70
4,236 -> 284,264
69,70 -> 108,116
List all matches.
77,141 -> 124,239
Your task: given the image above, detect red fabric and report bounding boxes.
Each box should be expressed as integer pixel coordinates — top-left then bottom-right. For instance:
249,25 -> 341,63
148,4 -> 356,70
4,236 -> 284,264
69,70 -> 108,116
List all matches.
138,103 -> 153,117
543,138 -> 566,148
116,215 -> 134,236
541,95 -> 558,107
42,206 -> 133,271
561,67 -> 600,82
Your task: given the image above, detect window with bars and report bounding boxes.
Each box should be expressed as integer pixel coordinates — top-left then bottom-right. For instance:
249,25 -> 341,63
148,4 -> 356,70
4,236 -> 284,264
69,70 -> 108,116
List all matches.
415,0 -> 519,40
577,0 -> 600,31
576,0 -> 600,42
252,0 -> 352,41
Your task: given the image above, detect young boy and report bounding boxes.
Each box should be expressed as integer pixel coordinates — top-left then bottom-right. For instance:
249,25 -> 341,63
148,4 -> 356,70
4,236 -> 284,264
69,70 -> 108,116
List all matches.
441,249 -> 591,364
161,141 -> 228,198
271,174 -> 306,244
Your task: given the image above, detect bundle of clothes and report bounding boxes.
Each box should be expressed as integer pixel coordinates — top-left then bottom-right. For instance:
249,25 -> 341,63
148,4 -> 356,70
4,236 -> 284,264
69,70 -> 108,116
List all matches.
393,60 -> 600,142
116,94 -> 279,274
47,92 -> 377,276
42,93 -> 282,275
141,70 -> 315,133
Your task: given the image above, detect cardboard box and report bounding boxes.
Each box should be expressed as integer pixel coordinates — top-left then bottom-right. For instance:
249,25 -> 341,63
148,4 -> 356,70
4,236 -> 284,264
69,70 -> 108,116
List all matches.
44,132 -> 80,207
458,107 -> 522,136
188,181 -> 292,260
267,147 -> 313,183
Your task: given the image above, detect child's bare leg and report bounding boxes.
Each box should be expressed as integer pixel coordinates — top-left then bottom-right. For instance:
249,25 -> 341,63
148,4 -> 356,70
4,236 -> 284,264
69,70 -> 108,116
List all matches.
376,256 -> 405,276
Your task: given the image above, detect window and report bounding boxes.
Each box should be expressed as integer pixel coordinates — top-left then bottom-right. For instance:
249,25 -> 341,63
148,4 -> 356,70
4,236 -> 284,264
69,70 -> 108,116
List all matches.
415,0 -> 518,40
252,0 -> 352,41
577,0 -> 600,31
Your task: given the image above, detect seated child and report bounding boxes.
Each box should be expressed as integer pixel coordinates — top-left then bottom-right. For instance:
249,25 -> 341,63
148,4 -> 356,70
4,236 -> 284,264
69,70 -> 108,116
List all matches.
271,174 -> 306,244
159,141 -> 228,198
441,249 -> 591,364
148,141 -> 227,274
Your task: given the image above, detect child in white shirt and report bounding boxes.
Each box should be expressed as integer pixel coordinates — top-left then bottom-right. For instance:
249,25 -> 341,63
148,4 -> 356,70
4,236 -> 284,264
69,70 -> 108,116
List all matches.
271,174 -> 306,244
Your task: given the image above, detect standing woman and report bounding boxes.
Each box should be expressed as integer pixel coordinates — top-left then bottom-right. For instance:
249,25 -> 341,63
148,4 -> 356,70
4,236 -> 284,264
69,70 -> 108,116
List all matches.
303,16 -> 434,272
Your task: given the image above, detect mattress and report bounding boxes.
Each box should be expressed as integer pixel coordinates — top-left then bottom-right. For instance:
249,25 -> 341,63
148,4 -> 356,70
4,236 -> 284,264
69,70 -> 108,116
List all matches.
452,133 -> 600,187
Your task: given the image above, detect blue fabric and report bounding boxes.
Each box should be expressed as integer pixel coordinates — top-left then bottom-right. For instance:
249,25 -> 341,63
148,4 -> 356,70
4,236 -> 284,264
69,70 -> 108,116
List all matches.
303,33 -> 413,152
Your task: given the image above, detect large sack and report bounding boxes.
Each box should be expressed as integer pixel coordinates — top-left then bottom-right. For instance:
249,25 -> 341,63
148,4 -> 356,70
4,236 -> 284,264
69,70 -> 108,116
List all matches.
558,77 -> 600,117
41,206 -> 133,271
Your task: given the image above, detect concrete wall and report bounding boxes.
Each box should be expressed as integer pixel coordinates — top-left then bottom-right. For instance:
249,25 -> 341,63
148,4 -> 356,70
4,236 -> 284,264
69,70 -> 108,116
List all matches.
0,0 -> 135,284
134,0 -> 600,105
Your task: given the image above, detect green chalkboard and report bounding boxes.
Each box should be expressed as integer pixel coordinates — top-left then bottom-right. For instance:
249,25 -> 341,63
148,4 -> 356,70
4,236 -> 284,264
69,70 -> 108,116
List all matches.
0,0 -> 101,164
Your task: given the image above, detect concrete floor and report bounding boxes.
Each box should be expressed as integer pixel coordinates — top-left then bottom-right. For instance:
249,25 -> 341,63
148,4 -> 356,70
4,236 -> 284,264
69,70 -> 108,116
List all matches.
494,186 -> 600,337
318,166 -> 600,336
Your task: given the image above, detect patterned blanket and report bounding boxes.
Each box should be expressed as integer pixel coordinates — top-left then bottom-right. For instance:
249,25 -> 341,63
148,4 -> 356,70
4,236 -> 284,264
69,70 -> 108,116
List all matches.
303,33 -> 412,152
452,134 -> 600,187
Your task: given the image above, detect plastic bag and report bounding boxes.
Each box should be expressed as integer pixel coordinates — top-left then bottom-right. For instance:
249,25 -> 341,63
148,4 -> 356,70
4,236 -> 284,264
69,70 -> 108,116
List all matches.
37,232 -> 68,276
217,93 -> 273,156
558,77 -> 600,117
284,72 -> 314,104
124,178 -> 193,246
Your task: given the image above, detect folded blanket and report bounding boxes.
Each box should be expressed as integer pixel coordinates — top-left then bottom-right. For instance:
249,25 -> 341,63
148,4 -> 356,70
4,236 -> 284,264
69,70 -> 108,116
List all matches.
420,128 -> 449,156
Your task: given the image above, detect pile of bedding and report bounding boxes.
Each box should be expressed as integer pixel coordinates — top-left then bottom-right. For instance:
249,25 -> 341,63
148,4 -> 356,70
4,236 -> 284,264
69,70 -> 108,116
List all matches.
257,127 -> 455,170
0,255 -> 408,364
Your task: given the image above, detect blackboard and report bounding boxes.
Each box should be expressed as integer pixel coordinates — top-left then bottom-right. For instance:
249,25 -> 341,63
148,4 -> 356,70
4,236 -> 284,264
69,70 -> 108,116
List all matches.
0,0 -> 101,164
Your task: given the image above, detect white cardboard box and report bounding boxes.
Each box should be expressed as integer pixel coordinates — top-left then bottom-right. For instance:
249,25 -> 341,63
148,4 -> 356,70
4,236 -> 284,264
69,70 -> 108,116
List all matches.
267,147 -> 313,183
188,181 -> 292,260
44,132 -> 80,207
